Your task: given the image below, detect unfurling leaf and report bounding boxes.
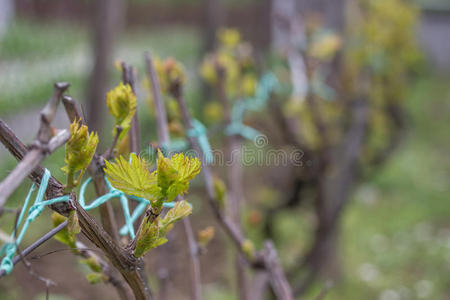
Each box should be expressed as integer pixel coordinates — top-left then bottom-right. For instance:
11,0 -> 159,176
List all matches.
156,149 -> 201,202
197,226 -> 215,248
51,212 -> 77,251
86,272 -> 108,284
135,219 -> 167,257
134,200 -> 193,257
106,82 -> 137,139
160,200 -> 192,235
104,153 -> 162,203
62,120 -> 99,189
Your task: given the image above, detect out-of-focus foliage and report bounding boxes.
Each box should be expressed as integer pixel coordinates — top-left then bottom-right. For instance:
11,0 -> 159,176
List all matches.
153,57 -> 186,94
200,28 -> 258,102
212,175 -> 227,209
344,0 -> 421,161
277,0 -> 420,153
197,226 -> 215,248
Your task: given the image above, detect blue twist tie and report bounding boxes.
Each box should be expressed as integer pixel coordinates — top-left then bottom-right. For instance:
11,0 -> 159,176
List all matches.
187,119 -> 214,165
226,72 -> 279,140
0,169 -> 70,275
79,176 -> 175,238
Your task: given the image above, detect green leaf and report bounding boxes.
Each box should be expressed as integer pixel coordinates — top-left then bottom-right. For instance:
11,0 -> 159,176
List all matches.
135,219 -> 161,257
105,151 -> 201,205
156,149 -> 179,195
166,182 -> 189,202
169,151 -> 202,182
156,149 -> 201,201
104,153 -> 162,202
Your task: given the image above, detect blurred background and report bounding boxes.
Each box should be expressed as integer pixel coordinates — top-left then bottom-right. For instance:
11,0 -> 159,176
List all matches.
0,0 -> 449,299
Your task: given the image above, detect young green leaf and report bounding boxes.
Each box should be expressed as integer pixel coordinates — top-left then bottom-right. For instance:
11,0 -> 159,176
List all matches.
159,200 -> 192,235
106,82 -> 137,139
104,150 -> 201,204
134,200 -> 192,257
156,149 -> 201,202
62,120 -> 99,189
104,153 -> 162,202
135,219 -> 167,257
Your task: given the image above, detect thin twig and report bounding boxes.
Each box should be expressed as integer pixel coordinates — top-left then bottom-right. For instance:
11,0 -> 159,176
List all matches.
145,53 -> 202,300
216,68 -> 249,300
174,87 -> 293,300
122,63 -> 140,154
182,217 -> 202,300
145,52 -> 170,145
104,125 -> 123,160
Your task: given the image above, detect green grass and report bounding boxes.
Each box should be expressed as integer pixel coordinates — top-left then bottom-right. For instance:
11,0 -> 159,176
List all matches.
332,76 -> 450,299
0,20 -> 86,60
0,19 -> 201,115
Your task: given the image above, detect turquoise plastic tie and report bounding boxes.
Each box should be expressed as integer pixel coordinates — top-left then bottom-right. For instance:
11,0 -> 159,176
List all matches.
187,119 -> 214,165
226,72 -> 279,140
0,165 -> 179,276
0,169 -> 70,275
79,176 -> 175,238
